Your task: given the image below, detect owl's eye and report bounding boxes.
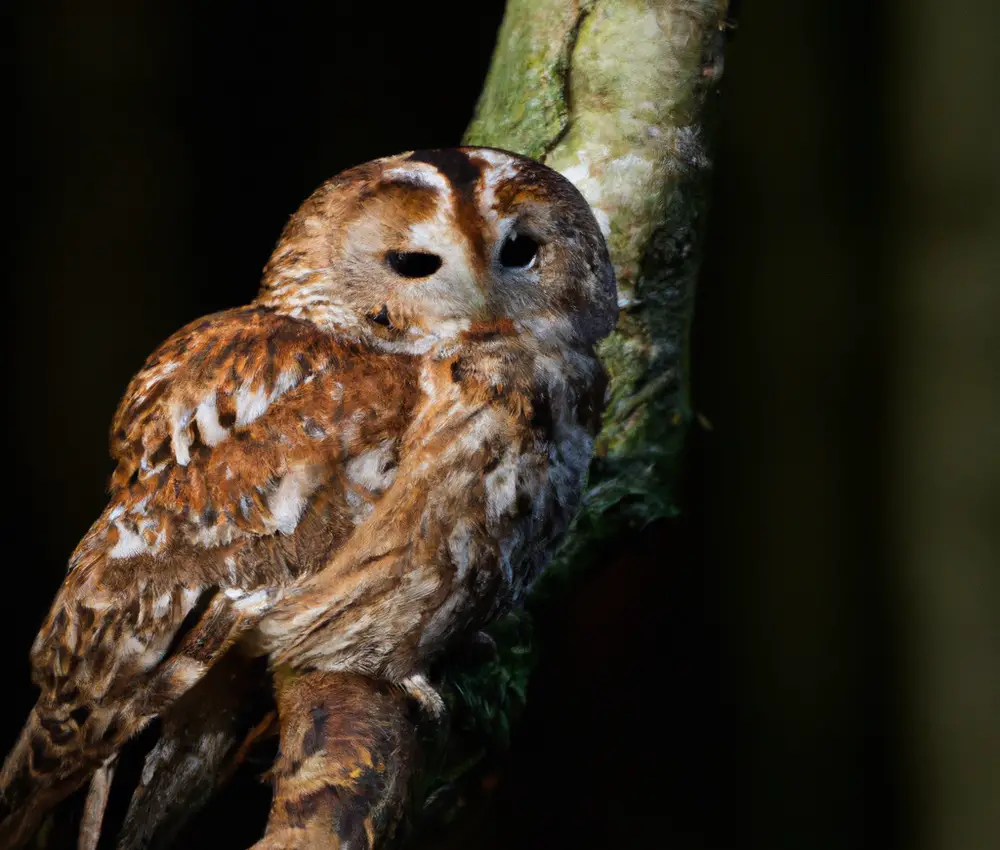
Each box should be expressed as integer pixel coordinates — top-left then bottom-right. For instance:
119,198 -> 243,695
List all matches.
499,231 -> 539,269
386,251 -> 441,278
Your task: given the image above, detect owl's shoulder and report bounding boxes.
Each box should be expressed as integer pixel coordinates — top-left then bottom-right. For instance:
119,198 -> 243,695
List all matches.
101,307 -> 420,542
113,307 -> 412,457
112,307 -> 334,454
27,309 -> 422,717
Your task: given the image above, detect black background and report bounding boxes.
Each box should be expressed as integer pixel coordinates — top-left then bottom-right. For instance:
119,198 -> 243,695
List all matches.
6,2 -> 1000,849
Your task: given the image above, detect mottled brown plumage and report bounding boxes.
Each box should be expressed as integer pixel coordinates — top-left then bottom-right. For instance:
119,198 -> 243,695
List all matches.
250,671 -> 415,850
0,146 -> 616,848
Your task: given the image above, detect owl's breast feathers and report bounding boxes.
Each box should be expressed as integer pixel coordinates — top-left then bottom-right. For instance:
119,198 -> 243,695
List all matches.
259,328 -> 606,678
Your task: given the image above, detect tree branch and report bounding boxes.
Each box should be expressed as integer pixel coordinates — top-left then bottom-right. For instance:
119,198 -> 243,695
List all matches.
418,0 -> 732,836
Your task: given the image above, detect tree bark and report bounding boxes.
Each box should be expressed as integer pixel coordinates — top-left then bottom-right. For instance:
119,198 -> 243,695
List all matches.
418,0 -> 732,835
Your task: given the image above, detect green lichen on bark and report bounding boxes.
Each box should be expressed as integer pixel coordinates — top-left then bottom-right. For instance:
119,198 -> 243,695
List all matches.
462,0 -> 596,160
420,0 -> 731,830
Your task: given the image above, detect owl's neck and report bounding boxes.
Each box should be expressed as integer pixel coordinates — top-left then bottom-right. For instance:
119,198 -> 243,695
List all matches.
254,276 -> 367,334
432,315 -> 601,416
257,278 -> 600,399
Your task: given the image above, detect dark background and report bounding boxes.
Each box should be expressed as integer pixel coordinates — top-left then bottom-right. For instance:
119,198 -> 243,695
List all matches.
5,2 -> 1000,849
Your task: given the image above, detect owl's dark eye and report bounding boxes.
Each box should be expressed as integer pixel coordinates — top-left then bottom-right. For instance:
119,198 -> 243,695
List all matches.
499,232 -> 539,269
386,251 -> 441,278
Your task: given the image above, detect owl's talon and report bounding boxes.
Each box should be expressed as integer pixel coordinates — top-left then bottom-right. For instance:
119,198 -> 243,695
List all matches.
401,673 -> 447,724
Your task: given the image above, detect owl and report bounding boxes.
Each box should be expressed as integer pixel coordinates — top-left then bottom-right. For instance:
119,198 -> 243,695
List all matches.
0,146 -> 617,849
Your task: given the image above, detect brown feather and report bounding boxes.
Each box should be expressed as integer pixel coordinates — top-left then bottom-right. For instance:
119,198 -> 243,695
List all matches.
249,670 -> 415,850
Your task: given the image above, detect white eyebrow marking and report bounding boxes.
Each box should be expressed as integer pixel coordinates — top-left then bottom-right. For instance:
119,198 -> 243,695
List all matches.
475,151 -> 521,185
471,149 -> 514,166
382,167 -> 451,193
475,154 -> 521,212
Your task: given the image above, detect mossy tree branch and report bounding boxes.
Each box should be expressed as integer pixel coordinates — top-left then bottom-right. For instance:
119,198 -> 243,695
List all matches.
418,0 -> 732,834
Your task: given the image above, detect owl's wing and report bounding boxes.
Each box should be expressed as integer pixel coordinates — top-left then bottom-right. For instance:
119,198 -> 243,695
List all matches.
113,647 -> 277,850
0,307 -> 419,849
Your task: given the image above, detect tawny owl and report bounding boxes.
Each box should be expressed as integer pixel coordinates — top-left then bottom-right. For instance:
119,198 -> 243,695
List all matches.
0,146 -> 617,848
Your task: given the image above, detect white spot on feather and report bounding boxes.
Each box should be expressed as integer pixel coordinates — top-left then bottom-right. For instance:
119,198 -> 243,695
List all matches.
266,463 -> 322,534
233,587 -> 275,615
383,167 -> 450,192
225,555 -> 239,584
170,657 -> 207,689
235,384 -> 269,427
447,520 -> 473,581
195,393 -> 229,446
484,452 -> 519,523
181,587 -> 202,611
153,592 -> 173,618
452,409 -> 501,457
108,522 -> 148,559
345,439 -> 397,493
140,457 -> 169,478
170,405 -> 193,466
124,636 -> 147,656
188,523 -> 240,548
270,369 -> 300,402
138,360 -> 179,397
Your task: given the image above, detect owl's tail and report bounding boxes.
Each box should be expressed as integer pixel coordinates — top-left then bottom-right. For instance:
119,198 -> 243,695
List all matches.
251,670 -> 416,850
117,651 -> 276,850
0,707 -> 100,849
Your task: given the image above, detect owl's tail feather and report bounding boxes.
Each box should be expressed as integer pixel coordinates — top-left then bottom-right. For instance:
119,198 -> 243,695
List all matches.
116,651 -> 275,850
0,709 -> 102,850
250,670 -> 416,850
79,758 -> 117,850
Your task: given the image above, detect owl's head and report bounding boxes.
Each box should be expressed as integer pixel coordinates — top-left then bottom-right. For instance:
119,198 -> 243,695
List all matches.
258,147 -> 617,352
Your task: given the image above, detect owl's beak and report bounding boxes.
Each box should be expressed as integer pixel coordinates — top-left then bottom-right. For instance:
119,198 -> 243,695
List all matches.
460,271 -> 491,321
462,273 -> 517,339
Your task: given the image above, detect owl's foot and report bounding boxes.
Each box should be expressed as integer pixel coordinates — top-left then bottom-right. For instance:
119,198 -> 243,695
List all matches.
400,673 -> 447,724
